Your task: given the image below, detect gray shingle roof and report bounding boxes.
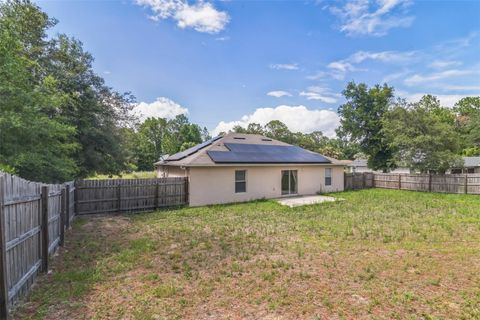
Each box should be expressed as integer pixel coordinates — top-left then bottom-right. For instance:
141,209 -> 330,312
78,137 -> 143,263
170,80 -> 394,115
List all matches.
464,156 -> 480,167
349,159 -> 368,167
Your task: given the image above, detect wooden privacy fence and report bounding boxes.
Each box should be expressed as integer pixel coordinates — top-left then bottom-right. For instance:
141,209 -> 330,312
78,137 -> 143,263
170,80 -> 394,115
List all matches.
345,172 -> 480,194
0,173 -> 76,317
344,172 -> 374,190
75,177 -> 188,215
0,174 -> 187,317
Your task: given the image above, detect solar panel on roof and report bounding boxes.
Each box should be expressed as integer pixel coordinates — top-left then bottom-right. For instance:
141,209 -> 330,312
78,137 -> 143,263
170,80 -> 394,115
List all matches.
207,143 -> 331,164
166,135 -> 222,161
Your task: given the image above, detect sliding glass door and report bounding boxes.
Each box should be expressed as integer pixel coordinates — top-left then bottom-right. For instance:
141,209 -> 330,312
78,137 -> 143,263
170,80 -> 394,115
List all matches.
281,170 -> 298,195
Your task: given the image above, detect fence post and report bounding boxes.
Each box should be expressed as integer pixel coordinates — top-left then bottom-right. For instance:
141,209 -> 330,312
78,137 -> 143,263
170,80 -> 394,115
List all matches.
65,185 -> 70,229
59,188 -> 66,246
362,173 -> 366,189
74,181 -> 78,216
154,180 -> 159,210
398,174 -> 401,190
0,176 -> 10,319
465,174 -> 468,194
428,173 -> 432,192
117,182 -> 121,213
40,186 -> 49,272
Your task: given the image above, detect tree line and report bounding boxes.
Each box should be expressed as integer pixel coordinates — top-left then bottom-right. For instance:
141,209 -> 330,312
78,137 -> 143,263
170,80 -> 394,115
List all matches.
0,0 -> 209,182
231,84 -> 479,174
1,1 -> 479,182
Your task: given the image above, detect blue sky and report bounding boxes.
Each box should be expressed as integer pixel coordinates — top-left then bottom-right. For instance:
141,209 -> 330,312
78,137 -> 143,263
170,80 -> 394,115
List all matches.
38,0 -> 480,137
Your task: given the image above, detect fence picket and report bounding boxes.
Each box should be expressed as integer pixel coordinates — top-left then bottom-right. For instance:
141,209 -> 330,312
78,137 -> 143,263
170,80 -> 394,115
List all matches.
345,172 -> 480,194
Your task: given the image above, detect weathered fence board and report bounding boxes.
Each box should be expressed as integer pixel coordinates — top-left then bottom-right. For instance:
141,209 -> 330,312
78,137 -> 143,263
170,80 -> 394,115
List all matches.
0,174 -> 187,315
346,172 -> 480,195
0,173 -> 76,314
75,178 -> 188,215
344,172 -> 374,190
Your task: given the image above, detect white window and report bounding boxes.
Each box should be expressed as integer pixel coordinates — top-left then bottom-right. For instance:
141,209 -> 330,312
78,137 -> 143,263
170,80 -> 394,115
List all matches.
235,170 -> 246,193
325,168 -> 332,186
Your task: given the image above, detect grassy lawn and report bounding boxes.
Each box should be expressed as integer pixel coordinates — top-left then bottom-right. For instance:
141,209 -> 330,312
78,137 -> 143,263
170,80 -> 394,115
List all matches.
12,189 -> 480,319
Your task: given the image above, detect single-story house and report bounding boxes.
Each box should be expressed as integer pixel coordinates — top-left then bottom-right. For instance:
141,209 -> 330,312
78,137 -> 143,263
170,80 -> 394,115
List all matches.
155,133 -> 345,206
449,156 -> 480,174
348,159 -> 410,174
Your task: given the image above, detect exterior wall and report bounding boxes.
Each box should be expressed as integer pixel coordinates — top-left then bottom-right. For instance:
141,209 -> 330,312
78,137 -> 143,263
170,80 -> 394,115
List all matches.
156,165 -> 187,178
447,167 -> 480,174
352,166 -> 373,173
351,166 -> 411,174
188,165 -> 344,207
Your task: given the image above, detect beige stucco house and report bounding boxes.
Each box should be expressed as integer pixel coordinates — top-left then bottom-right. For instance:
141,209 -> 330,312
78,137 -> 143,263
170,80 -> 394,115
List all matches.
155,133 -> 345,207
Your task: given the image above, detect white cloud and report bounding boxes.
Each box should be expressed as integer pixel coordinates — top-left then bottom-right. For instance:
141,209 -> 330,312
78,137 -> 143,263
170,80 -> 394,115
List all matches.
269,63 -> 299,70
133,97 -> 188,121
326,61 -> 357,80
135,0 -> 229,33
299,86 -> 341,103
267,91 -> 292,98
404,69 -> 473,86
348,50 -> 416,64
428,60 -> 461,69
328,0 -> 414,37
318,50 -> 415,80
212,105 -> 340,137
442,85 -> 480,91
397,91 -> 475,108
381,70 -> 411,83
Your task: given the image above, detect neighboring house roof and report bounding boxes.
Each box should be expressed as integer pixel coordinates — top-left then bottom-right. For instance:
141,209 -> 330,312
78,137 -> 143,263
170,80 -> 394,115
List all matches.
334,159 -> 353,166
349,159 -> 368,167
154,133 -> 343,167
463,156 -> 480,168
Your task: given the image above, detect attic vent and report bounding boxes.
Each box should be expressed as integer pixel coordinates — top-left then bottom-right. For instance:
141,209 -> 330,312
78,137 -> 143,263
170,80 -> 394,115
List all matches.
261,138 -> 272,141
233,137 -> 246,140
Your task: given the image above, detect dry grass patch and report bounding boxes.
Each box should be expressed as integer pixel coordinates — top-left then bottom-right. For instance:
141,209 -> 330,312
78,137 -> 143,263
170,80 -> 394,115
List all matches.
11,189 -> 480,319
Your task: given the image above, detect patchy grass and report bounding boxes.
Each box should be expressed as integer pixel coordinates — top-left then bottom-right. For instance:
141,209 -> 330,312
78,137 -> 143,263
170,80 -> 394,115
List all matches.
12,189 -> 480,319
87,171 -> 156,180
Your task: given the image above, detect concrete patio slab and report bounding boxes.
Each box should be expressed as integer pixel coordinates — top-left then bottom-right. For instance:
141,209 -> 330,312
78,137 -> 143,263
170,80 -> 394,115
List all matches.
276,195 -> 340,207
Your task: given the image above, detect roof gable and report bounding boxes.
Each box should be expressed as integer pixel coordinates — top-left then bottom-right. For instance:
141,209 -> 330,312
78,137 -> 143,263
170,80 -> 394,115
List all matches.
207,143 -> 331,164
155,133 -> 340,166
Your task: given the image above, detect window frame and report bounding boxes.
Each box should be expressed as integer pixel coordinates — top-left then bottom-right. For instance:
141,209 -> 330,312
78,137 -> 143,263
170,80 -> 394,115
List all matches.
325,168 -> 332,186
235,170 -> 247,193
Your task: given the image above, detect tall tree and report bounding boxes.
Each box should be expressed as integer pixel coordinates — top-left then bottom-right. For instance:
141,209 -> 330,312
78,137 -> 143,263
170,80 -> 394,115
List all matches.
454,97 -> 480,156
337,82 -> 395,171
264,120 -> 293,143
161,115 -> 202,155
0,0 -> 136,180
46,34 -> 136,177
133,118 -> 167,171
0,0 -> 78,182
383,96 -> 462,173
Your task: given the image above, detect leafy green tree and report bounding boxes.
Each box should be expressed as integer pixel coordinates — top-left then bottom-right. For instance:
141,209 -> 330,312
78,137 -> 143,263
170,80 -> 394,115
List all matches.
46,34 -> 136,177
0,0 -> 136,180
383,96 -> 462,173
133,118 -> 167,170
161,115 -> 202,155
454,97 -> 480,155
264,120 -> 293,143
246,123 -> 264,135
0,0 -> 78,182
337,82 -> 396,171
